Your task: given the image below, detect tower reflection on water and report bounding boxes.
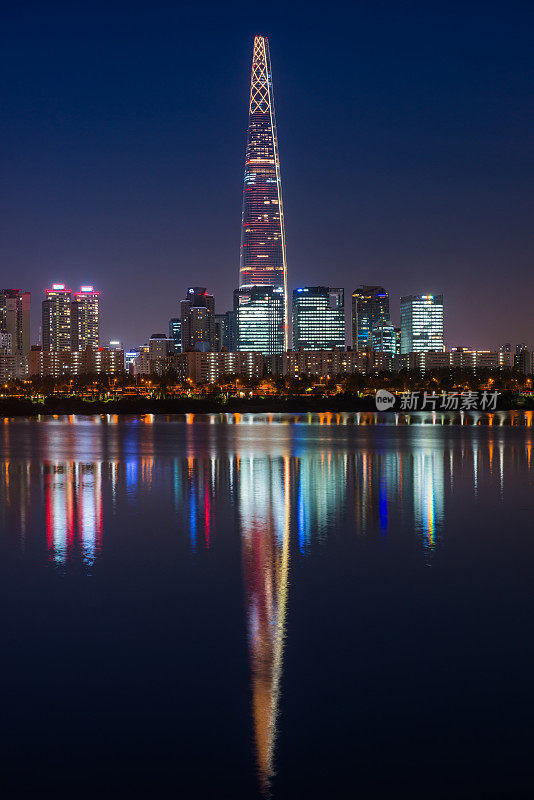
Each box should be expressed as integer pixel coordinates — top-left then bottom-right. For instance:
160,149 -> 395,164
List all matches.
238,455 -> 290,792
45,462 -> 103,568
0,413 -> 533,792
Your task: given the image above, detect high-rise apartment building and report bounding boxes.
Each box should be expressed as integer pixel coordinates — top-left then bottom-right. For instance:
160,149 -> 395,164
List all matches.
239,35 -> 288,351
234,285 -> 285,355
42,284 -> 72,352
292,287 -> 345,351
351,286 -> 389,351
0,289 -> 30,360
400,294 -> 444,354
180,287 -> 215,352
71,286 -> 100,350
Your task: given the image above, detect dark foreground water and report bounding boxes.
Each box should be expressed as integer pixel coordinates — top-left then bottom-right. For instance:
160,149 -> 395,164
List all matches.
1,412 -> 534,798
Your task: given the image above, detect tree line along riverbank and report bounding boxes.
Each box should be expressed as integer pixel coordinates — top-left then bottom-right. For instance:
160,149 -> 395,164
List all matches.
1,392 -> 534,417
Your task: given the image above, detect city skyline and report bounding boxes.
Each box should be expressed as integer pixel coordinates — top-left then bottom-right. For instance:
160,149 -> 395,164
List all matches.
2,3 -> 533,350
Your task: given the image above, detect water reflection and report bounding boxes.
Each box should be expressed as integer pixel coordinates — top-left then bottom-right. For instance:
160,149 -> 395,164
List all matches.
238,456 -> 290,793
1,415 -> 534,794
44,462 -> 103,569
1,415 -> 533,570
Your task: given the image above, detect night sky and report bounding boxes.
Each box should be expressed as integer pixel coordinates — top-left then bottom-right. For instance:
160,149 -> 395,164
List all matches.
2,0 -> 533,350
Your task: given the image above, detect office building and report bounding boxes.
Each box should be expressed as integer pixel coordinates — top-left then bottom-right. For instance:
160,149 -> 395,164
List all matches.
180,287 -> 215,352
42,284 -> 72,352
71,286 -> 100,350
234,285 -> 285,355
400,294 -> 444,354
371,316 -> 396,355
214,313 -> 227,352
239,35 -> 288,349
292,287 -> 345,351
351,286 -> 389,351
225,310 -> 237,351
125,349 -> 140,373
213,310 -> 238,352
169,318 -> 181,352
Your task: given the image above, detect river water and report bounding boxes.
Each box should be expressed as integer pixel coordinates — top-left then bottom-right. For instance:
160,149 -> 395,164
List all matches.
1,413 -> 533,797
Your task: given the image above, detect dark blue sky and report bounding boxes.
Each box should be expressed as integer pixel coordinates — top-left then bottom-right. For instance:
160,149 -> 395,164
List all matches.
2,0 -> 533,349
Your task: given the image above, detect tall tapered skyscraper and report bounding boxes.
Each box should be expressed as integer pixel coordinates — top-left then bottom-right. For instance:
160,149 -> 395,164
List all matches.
238,35 -> 288,352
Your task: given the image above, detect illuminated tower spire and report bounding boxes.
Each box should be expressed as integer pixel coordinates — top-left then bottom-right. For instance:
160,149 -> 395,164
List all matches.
239,35 -> 288,351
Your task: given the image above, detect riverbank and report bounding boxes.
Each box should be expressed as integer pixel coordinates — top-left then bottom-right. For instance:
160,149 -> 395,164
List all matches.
1,392 -> 534,416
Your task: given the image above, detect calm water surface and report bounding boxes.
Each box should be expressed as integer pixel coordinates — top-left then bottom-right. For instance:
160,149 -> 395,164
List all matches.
1,412 -> 534,797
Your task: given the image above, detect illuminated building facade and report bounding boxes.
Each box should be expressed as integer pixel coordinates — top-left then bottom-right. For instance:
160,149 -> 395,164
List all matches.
400,294 -> 444,353
42,284 -> 72,352
292,287 -> 345,351
394,347 -> 502,372
271,348 -> 367,377
234,285 -> 285,355
28,346 -> 124,377
351,285 -> 389,351
169,318 -> 181,352
174,350 -> 264,383
71,286 -> 100,350
371,316 -> 396,355
125,348 -> 140,372
180,287 -> 215,352
239,35 -> 288,350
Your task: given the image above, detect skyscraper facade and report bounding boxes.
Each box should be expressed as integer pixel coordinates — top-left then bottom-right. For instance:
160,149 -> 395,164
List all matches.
239,35 -> 288,352
371,317 -> 396,355
234,285 -> 285,355
42,284 -> 72,352
169,318 -> 181,352
225,310 -> 237,352
214,312 -> 238,352
400,294 -> 444,353
292,287 -> 345,351
71,286 -> 100,350
351,286 -> 389,351
214,313 -> 227,352
180,287 -> 215,352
